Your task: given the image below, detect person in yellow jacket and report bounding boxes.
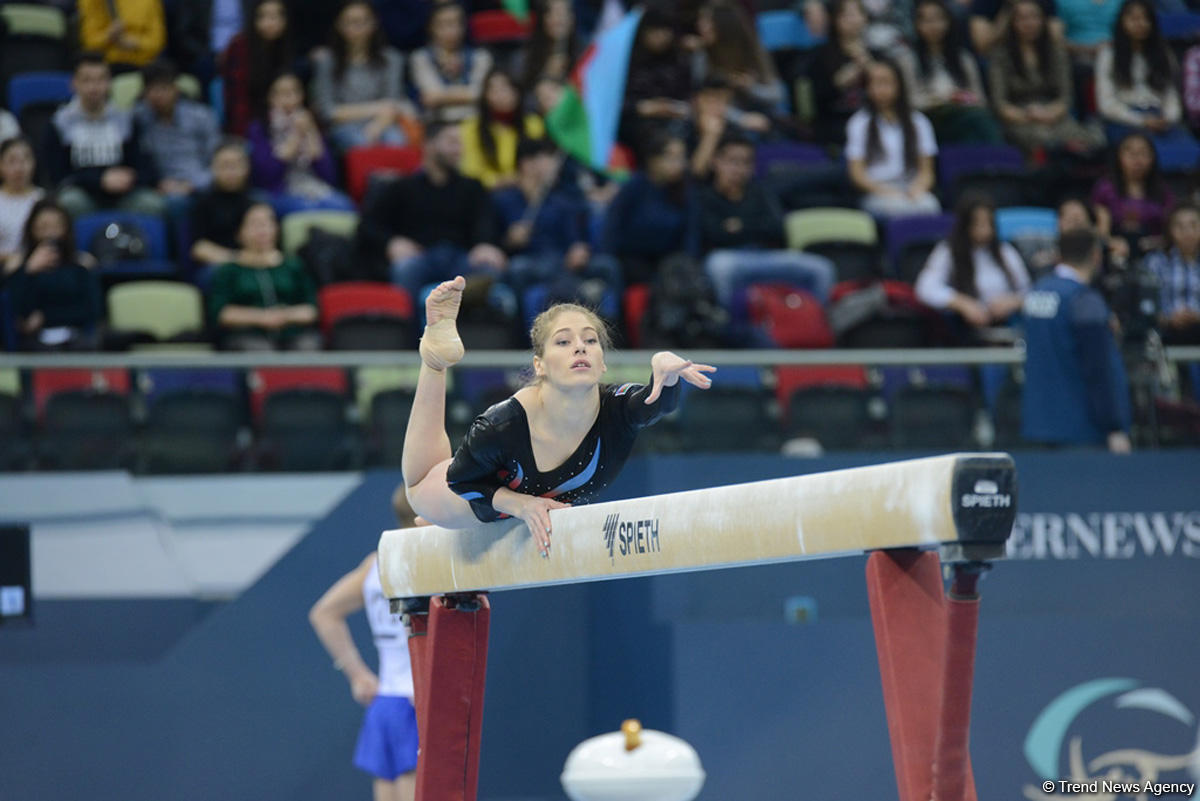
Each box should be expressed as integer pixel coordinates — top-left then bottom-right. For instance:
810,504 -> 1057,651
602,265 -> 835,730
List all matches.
78,0 -> 166,70
459,68 -> 545,189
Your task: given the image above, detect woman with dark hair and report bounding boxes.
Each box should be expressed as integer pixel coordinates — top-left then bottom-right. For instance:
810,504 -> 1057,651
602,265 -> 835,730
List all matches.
207,202 -> 322,351
810,0 -> 876,146
0,138 -> 44,266
1096,0 -> 1197,150
692,0 -> 785,112
602,132 -> 696,286
3,199 -> 102,351
520,0 -> 580,92
620,7 -> 693,155
459,69 -> 545,189
220,0 -> 300,136
1091,131 -> 1175,256
247,73 -> 354,214
846,58 -> 940,217
988,0 -> 1104,155
409,1 -> 494,124
915,193 -> 1030,335
310,0 -> 418,152
898,0 -> 1001,145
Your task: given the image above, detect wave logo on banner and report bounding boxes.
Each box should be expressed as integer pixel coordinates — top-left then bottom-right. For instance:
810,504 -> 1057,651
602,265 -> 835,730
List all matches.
1022,678 -> 1200,799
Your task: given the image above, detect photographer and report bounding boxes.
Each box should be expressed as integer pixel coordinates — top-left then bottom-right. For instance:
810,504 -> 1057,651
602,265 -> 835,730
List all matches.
3,199 -> 102,351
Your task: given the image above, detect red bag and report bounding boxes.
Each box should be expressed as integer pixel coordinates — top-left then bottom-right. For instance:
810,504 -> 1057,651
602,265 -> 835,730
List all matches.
747,283 -> 834,348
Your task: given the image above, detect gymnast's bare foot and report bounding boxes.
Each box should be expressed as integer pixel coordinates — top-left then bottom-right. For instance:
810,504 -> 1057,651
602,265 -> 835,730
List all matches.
420,276 -> 466,371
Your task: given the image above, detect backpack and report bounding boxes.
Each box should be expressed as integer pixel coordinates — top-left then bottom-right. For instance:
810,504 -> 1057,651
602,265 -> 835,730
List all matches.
747,283 -> 833,348
641,254 -> 730,348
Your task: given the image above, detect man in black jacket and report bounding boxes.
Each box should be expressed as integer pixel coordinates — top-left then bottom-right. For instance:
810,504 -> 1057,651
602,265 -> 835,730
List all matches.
357,120 -> 508,305
695,133 -> 833,316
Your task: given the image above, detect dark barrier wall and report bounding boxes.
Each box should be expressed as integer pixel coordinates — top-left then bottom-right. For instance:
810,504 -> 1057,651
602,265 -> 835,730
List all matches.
2,452 -> 1198,801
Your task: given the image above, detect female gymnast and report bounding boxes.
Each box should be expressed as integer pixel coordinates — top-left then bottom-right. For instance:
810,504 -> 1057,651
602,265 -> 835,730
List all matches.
402,276 -> 715,556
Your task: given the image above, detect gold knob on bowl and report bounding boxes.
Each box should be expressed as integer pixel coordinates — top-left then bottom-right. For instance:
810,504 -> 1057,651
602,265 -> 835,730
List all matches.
621,719 -> 642,751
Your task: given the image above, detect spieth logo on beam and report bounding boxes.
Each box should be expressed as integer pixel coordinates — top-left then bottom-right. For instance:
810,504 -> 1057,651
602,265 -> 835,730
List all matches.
962,479 -> 1013,509
603,513 -> 662,564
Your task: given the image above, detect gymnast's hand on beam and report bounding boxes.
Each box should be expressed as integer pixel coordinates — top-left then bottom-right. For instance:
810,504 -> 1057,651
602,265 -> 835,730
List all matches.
493,489 -> 571,558
645,352 -> 716,404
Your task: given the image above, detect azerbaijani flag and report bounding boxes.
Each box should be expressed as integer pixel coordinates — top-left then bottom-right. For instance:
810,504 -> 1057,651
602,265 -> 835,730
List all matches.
545,8 -> 643,172
500,0 -> 530,22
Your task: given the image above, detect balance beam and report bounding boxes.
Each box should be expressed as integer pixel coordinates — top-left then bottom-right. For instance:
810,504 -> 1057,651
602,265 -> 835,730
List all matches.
378,452 -> 1016,600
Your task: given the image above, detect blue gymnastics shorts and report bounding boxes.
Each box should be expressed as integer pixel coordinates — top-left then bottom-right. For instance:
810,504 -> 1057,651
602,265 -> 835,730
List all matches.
353,695 -> 418,780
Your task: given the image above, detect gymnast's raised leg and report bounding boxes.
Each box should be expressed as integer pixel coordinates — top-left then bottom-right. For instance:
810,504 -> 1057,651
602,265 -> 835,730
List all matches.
401,276 -> 478,530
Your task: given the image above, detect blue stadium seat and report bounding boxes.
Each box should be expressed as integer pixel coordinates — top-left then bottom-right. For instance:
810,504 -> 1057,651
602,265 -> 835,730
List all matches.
755,10 -> 822,51
882,213 -> 954,278
73,212 -> 176,281
6,70 -> 71,116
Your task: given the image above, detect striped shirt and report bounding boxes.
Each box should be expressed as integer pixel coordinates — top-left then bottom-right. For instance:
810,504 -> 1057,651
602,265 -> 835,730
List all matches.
1144,248 -> 1200,316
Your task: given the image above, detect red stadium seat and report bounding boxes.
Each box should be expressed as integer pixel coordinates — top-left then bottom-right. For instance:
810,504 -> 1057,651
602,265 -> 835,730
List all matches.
32,369 -> 130,420
469,10 -> 531,43
344,144 -> 423,204
318,283 -> 415,336
247,368 -> 349,423
622,284 -> 651,349
774,365 -> 869,417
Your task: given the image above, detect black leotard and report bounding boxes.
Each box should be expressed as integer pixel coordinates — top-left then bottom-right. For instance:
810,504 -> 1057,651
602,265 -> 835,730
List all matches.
445,378 -> 680,522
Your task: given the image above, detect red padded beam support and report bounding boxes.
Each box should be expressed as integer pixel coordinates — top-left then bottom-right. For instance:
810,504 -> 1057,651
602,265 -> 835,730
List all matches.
932,580 -> 982,801
412,594 -> 491,801
867,550 -> 977,801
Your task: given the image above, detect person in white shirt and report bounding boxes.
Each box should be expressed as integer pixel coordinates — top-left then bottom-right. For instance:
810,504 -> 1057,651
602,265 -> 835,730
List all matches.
309,494 -> 423,801
845,58 -> 941,218
0,137 -> 45,265
916,193 -> 1031,338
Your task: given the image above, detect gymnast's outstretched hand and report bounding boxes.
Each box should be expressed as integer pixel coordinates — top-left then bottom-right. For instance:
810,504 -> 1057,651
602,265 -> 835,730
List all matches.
645,351 -> 716,404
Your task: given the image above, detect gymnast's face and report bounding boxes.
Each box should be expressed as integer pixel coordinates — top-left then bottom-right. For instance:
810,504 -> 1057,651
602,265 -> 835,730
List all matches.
534,310 -> 607,388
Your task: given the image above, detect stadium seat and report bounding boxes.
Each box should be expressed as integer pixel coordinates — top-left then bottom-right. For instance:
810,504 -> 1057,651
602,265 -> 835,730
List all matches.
1158,11 -> 1200,40
836,315 -> 927,348
354,365 -> 422,420
774,365 -> 870,415
622,284 -> 651,349
138,390 -> 245,473
676,385 -> 780,453
344,144 -> 422,204
895,239 -> 939,284
107,281 -> 206,344
755,9 -> 821,51
138,367 -> 241,405
6,70 -> 71,116
32,369 -> 130,420
994,207 -> 1056,242
247,367 -> 349,423
469,10 -> 532,43
281,210 -> 359,256
318,282 -> 415,350
0,369 -> 29,470
255,389 -> 359,471
366,387 -> 416,466
804,240 -> 883,282
37,390 -> 134,470
787,386 -> 881,450
881,213 -> 954,277
0,8 -> 69,96
0,4 -> 67,39
785,208 -> 877,250
520,284 -> 620,334
73,212 -> 176,282
889,385 -> 977,450
937,144 -> 1027,205
754,141 -> 829,177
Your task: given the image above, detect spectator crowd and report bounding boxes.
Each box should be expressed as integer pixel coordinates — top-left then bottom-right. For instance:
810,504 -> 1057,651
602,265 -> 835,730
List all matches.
3,0 -> 1200,451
